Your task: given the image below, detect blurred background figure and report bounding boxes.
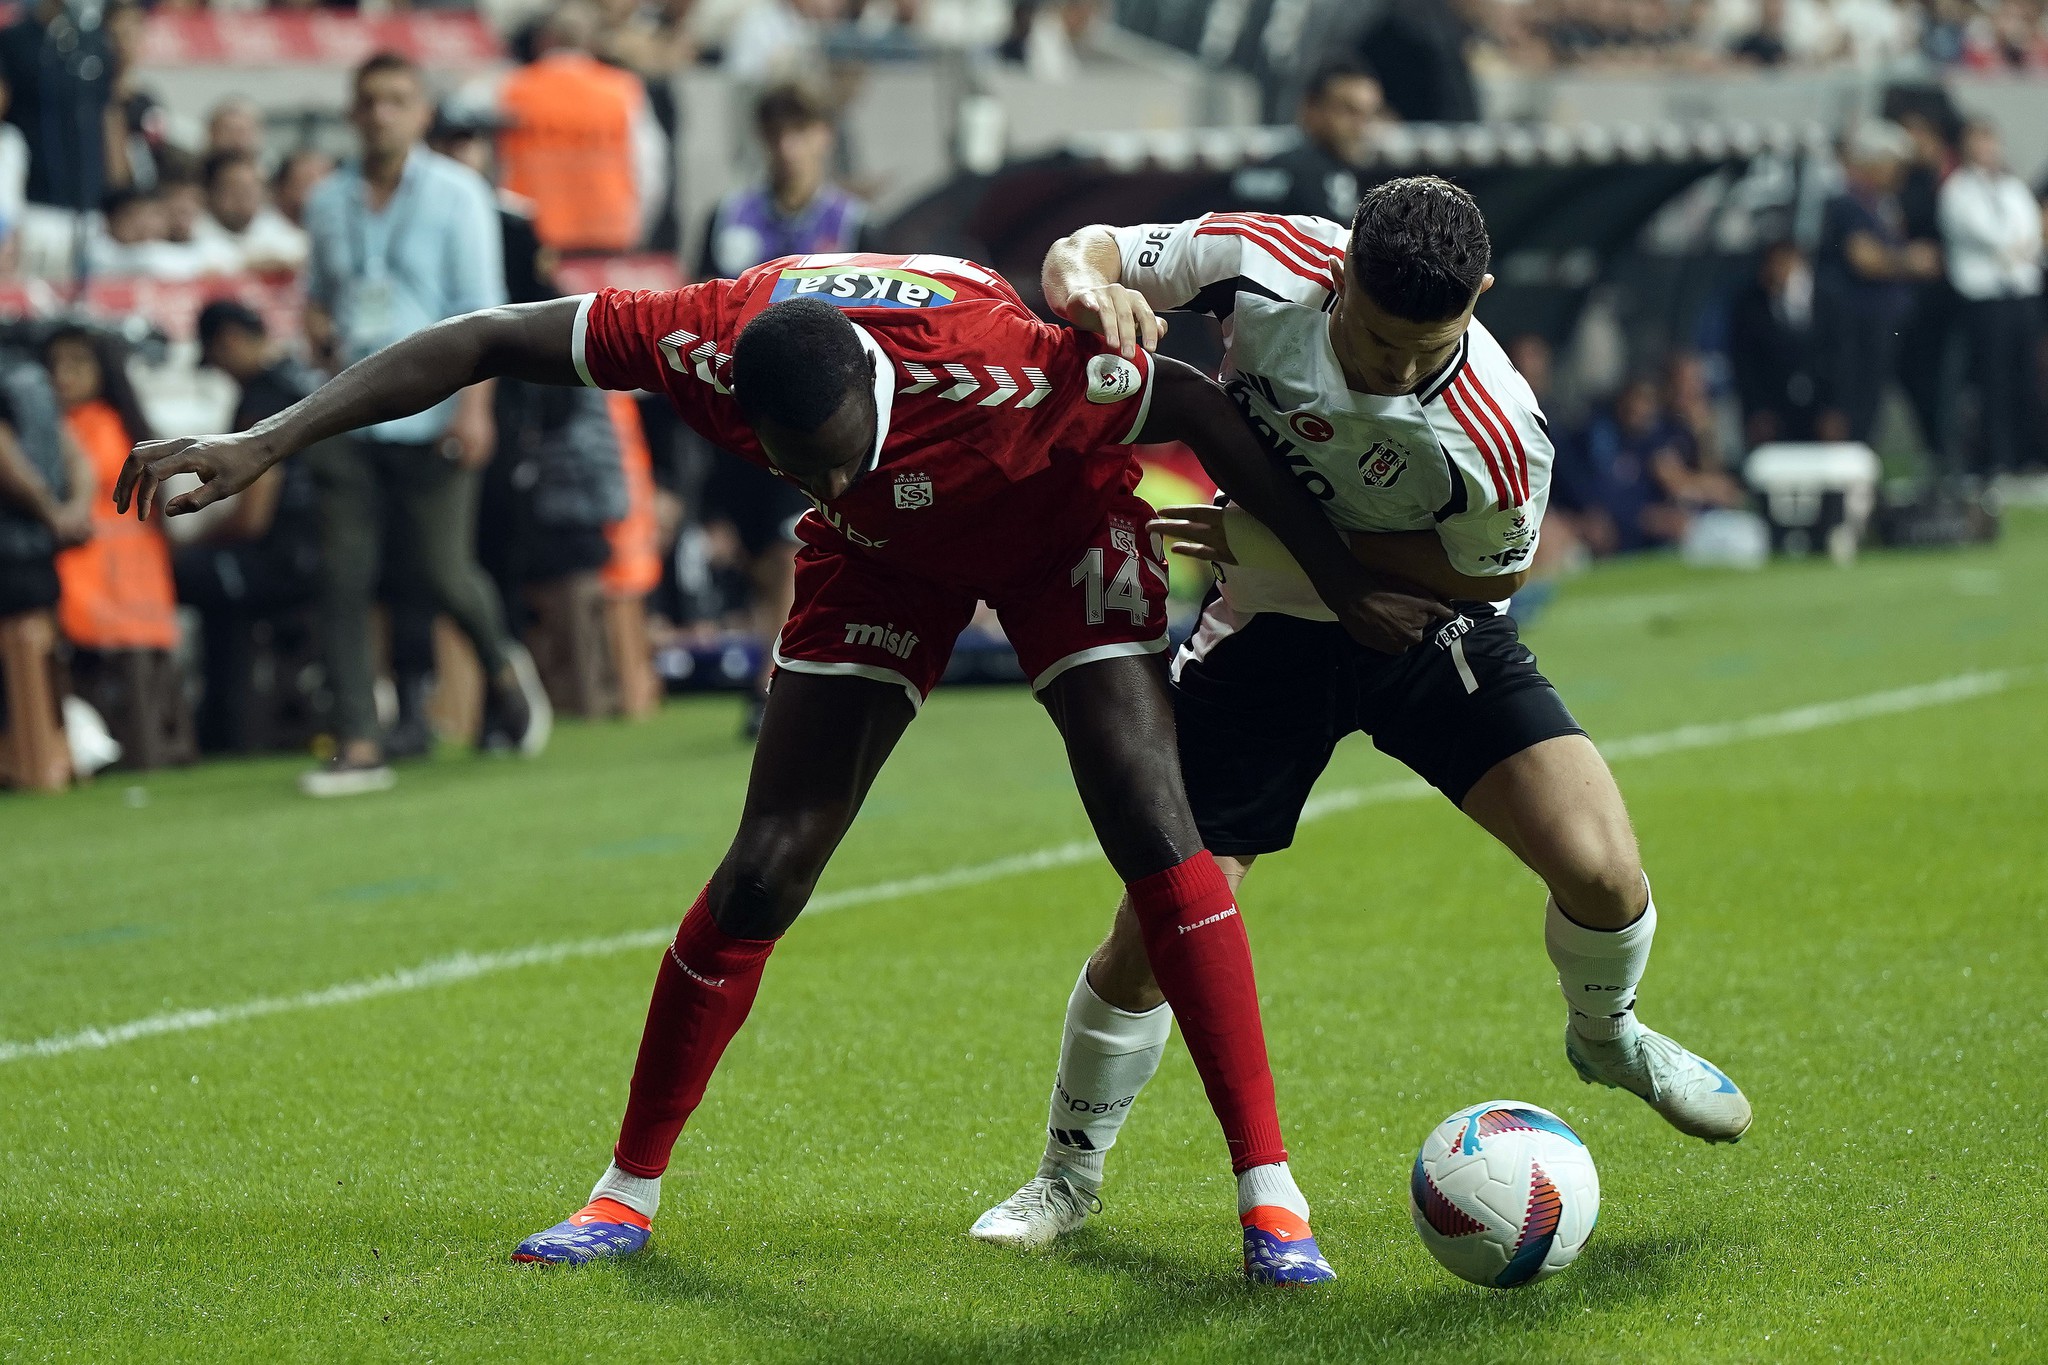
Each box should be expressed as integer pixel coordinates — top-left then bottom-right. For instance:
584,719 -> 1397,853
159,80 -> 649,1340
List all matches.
197,149 -> 309,274
1940,117 -> 2046,480
177,302 -> 325,756
1815,120 -> 1944,444
495,1 -> 668,254
0,0 -> 120,219
204,97 -> 265,160
270,148 -> 335,231
1729,240 -> 1825,449
300,51 -> 546,797
1231,58 -> 1388,222
697,78 -> 871,737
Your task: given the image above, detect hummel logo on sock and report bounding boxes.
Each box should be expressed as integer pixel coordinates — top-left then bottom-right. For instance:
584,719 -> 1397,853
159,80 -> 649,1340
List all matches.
1178,906 -> 1240,935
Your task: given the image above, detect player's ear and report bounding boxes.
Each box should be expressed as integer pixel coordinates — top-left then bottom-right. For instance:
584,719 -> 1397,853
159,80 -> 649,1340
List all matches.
1477,273 -> 1496,297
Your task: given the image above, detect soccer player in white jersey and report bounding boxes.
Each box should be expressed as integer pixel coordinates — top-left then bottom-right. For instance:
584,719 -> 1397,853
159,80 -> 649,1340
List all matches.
973,177 -> 1752,1251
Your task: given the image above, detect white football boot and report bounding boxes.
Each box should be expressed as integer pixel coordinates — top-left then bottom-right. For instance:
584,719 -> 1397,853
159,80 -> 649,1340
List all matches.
1566,1023 -> 1754,1143
969,1175 -> 1102,1249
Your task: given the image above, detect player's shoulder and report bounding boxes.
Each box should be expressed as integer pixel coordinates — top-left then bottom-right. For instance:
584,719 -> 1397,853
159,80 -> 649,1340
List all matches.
1434,320 -> 1547,436
1136,211 -> 1346,307
1427,320 -> 1550,513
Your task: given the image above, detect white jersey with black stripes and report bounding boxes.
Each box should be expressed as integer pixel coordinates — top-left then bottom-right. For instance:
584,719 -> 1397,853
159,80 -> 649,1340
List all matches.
1106,212 -> 1553,622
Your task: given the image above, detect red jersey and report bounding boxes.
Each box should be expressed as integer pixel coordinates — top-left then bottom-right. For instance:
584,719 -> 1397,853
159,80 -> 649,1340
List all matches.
570,252 -> 1158,597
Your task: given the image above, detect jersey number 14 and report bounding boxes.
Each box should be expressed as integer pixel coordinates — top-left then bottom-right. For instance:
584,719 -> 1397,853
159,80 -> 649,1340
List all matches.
1071,546 -> 1149,626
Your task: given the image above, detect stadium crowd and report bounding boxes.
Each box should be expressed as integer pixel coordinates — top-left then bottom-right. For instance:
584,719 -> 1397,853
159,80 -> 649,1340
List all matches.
1,0 -> 2045,794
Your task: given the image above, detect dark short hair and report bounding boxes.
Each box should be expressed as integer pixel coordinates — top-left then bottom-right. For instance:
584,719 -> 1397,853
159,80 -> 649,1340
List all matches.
155,147 -> 202,191
756,81 -> 832,136
1303,58 -> 1378,105
354,50 -> 421,96
101,184 -> 155,218
1346,176 -> 1491,323
203,149 -> 257,191
732,300 -> 868,433
197,300 -> 266,352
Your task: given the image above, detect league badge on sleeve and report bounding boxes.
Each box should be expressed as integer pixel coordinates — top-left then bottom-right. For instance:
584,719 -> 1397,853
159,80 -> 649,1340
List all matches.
1086,353 -> 1144,404
1487,504 -> 1538,560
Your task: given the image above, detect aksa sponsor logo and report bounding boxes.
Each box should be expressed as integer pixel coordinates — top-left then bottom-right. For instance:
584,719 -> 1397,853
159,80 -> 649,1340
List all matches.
768,267 -> 957,308
1357,440 -> 1408,488
1086,352 -> 1143,403
892,472 -> 934,509
842,622 -> 920,659
1290,411 -> 1335,443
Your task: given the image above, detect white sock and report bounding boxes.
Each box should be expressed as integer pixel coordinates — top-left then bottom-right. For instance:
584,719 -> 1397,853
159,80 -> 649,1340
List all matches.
1037,965 -> 1172,1193
1236,1161 -> 1310,1221
1545,886 -> 1657,1042
589,1161 -> 661,1219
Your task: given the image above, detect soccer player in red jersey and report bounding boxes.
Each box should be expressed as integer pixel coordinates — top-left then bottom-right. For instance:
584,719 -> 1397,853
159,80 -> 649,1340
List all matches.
116,251 -> 1448,1281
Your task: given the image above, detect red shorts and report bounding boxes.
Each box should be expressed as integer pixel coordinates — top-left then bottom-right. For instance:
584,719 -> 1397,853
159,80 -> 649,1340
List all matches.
773,492 -> 1170,709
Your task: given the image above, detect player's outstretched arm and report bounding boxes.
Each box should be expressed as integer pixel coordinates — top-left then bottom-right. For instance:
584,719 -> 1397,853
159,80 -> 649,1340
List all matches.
113,297 -> 584,520
1158,505 -> 1529,602
1141,358 -> 1454,651
1043,225 -> 1164,360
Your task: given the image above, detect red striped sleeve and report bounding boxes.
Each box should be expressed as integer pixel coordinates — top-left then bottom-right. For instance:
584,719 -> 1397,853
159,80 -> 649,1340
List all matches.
1442,379 -> 1514,508
1230,212 -> 1344,267
1463,374 -> 1530,504
1193,223 -> 1334,288
1456,375 -> 1526,505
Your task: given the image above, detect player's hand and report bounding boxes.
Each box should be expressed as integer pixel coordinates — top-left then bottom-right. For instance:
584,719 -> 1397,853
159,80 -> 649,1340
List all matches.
1150,504 -> 1234,564
114,431 -> 280,521
1334,586 -> 1457,655
1062,283 -> 1167,359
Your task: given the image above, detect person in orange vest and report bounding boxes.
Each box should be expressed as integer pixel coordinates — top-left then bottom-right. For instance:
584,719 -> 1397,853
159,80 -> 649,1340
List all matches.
45,325 -> 179,657
495,1 -> 669,253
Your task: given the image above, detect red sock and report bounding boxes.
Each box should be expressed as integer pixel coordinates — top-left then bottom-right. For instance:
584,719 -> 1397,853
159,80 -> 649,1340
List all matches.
1126,852 -> 1287,1174
612,887 -> 778,1178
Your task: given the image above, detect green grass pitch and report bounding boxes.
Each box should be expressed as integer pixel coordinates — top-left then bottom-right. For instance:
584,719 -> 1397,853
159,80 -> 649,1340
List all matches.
3,514 -> 2045,1364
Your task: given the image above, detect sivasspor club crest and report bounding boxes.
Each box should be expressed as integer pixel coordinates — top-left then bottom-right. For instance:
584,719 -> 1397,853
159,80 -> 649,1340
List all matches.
1357,440 -> 1408,488
893,472 -> 935,509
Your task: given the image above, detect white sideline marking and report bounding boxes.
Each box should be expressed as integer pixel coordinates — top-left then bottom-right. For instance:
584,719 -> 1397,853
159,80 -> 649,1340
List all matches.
0,667 -> 2025,1066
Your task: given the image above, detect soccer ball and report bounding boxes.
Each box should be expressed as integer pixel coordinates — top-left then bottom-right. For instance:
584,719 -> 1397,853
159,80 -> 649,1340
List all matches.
1409,1100 -> 1599,1288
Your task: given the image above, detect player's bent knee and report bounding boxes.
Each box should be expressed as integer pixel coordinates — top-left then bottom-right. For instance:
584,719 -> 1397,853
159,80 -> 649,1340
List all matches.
712,817 -> 847,938
1548,839 -> 1646,926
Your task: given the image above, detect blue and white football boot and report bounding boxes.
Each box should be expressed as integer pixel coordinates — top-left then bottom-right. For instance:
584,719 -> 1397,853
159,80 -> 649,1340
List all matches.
511,1198 -> 653,1265
1241,1206 -> 1337,1286
1566,1023 -> 1753,1143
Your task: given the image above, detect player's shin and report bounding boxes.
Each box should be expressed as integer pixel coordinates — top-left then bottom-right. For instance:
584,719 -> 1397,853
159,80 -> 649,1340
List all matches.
1123,852 -> 1288,1174
1545,885 -> 1655,1042
1039,964 -> 1172,1192
611,886 -> 779,1183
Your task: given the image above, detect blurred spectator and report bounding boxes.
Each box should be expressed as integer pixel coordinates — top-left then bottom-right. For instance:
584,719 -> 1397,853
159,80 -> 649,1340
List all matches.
726,0 -> 844,80
45,326 -> 179,659
1729,239 -> 1824,446
496,1 -> 669,252
86,184 -> 226,279
0,76 -> 27,254
1892,104 -> 1960,459
594,0 -> 696,250
698,78 -> 870,735
177,302 -> 325,754
1231,59 -> 1385,223
1815,120 -> 1943,444
271,148 -> 334,231
1940,117 -> 2046,476
1729,0 -> 1792,63
1562,375 -> 1742,555
1356,2 -> 1480,122
105,1 -> 167,194
0,0 -> 122,215
0,354 -> 90,627
196,149 -> 309,274
205,98 -> 265,161
700,81 -> 869,278
300,51 -> 544,796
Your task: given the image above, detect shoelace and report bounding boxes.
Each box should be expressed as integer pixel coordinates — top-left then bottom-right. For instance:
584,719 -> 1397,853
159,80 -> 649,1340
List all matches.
1006,1176 -> 1102,1223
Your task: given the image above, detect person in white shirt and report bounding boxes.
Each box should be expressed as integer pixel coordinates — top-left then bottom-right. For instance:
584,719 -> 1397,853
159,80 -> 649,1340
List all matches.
1939,119 -> 2046,475
195,149 -> 310,275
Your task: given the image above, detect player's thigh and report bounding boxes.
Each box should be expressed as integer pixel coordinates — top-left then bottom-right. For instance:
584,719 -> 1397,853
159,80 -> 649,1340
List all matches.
1363,611 -> 1585,810
1460,733 -> 1644,919
770,541 -> 976,711
1039,652 -> 1202,882
1172,605 -> 1351,862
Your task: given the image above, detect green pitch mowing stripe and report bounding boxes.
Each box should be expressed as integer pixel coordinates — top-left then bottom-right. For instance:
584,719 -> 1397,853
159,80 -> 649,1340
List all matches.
0,667 -> 2029,1068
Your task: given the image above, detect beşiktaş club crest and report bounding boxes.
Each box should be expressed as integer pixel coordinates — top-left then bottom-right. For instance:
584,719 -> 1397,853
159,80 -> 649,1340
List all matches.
1357,440 -> 1408,488
893,471 -> 935,509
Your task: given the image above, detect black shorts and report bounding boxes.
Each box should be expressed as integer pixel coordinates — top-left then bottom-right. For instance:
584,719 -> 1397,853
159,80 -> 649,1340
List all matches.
1173,602 -> 1585,857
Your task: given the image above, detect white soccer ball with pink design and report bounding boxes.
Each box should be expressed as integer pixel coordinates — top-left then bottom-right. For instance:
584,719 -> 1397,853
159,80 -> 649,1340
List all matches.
1409,1100 -> 1599,1287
